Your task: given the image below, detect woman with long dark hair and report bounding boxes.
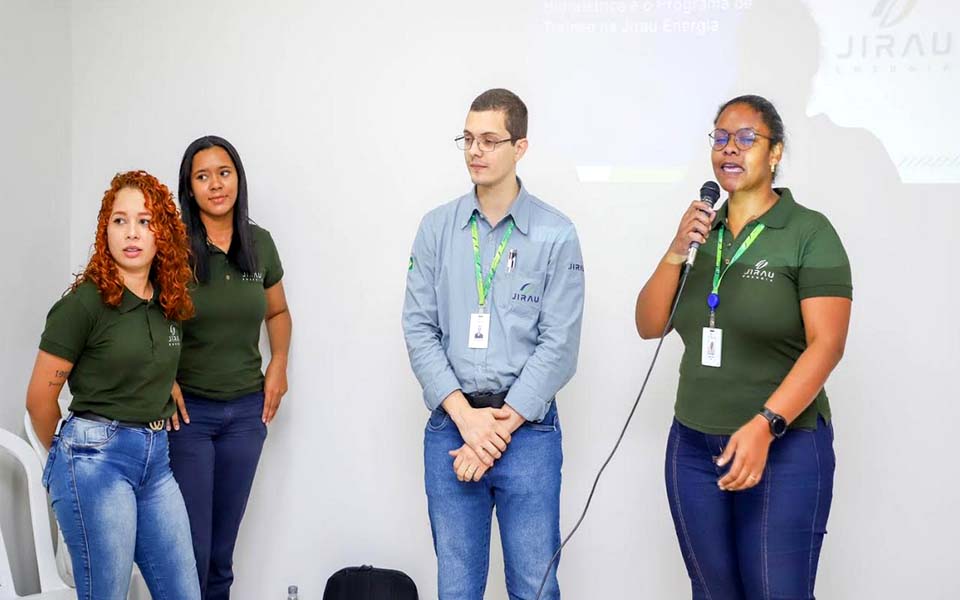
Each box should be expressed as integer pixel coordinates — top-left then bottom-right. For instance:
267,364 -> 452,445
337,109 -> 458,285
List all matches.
26,170 -> 200,600
635,95 -> 852,599
168,135 -> 291,600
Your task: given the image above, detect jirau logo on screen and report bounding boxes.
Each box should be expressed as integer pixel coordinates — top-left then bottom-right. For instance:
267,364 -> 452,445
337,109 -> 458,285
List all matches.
836,0 -> 952,71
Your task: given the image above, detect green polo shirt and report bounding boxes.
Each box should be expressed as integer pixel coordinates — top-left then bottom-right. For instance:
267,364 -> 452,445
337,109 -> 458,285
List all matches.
38,281 -> 181,422
177,224 -> 283,400
672,188 -> 852,434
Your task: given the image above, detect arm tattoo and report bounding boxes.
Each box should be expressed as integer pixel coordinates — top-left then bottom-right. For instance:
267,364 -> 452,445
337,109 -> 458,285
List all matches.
48,368 -> 71,387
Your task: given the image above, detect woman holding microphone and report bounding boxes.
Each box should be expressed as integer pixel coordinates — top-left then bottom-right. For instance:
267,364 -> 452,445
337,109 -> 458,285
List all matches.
26,170 -> 200,600
635,95 -> 852,599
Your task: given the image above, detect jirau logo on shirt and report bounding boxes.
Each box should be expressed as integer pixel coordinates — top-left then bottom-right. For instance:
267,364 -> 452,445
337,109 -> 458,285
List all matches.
168,324 -> 181,347
241,271 -> 264,283
742,259 -> 775,283
512,282 -> 541,304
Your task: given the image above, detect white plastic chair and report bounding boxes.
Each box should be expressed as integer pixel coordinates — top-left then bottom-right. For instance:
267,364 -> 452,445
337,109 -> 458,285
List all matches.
0,426 -> 74,599
22,413 -> 72,588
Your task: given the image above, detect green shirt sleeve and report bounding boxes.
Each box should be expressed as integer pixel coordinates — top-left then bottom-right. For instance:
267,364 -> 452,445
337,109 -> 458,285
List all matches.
259,228 -> 284,288
797,215 -> 853,300
38,288 -> 97,362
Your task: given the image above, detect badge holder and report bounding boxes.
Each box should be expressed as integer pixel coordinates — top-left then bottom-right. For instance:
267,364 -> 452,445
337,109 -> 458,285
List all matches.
468,308 -> 490,349
701,293 -> 722,368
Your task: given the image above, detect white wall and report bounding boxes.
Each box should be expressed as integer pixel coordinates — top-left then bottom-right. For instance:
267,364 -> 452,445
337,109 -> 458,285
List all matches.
5,0 -> 958,597
0,0 -> 71,595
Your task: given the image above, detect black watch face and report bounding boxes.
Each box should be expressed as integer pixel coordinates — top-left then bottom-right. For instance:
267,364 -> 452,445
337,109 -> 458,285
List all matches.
771,417 -> 788,437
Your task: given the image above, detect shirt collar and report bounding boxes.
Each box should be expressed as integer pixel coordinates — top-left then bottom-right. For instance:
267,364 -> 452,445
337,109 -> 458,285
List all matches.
206,239 -> 227,255
712,187 -> 796,231
458,178 -> 531,235
118,285 -> 158,313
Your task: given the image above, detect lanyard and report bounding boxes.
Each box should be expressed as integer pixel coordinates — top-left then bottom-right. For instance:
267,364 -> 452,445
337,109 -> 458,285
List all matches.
471,213 -> 515,310
707,223 -> 765,325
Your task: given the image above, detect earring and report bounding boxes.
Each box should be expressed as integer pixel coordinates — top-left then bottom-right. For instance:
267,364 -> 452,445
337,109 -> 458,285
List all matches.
770,163 -> 776,173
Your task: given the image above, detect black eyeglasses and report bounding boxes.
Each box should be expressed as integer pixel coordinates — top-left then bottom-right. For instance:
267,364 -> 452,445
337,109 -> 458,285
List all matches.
455,134 -> 515,152
709,128 -> 772,151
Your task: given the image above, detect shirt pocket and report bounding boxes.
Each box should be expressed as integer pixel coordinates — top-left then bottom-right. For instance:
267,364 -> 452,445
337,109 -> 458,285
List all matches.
496,268 -> 547,319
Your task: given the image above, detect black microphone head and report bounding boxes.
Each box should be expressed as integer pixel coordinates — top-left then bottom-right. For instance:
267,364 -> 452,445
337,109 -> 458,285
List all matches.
700,181 -> 721,208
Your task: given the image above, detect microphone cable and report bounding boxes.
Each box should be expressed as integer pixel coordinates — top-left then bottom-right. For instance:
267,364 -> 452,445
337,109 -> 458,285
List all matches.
534,261 -> 693,600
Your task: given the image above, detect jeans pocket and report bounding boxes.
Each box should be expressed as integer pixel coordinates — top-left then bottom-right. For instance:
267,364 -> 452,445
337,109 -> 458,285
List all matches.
66,417 -> 119,449
426,409 -> 450,432
526,414 -> 559,433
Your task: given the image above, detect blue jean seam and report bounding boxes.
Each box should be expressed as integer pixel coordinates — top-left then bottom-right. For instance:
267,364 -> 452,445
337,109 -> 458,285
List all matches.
707,432 -> 722,476
673,428 -> 713,600
138,430 -> 154,489
808,432 -> 822,599
137,550 -> 167,600
761,462 -> 772,600
66,445 -> 93,600
478,491 -> 492,598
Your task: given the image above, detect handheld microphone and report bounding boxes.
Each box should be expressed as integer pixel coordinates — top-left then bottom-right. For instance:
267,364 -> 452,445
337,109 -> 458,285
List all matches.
685,181 -> 721,267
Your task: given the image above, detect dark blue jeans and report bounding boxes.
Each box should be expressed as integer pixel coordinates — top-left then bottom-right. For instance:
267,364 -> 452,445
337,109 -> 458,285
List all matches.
168,391 -> 267,600
665,417 -> 835,600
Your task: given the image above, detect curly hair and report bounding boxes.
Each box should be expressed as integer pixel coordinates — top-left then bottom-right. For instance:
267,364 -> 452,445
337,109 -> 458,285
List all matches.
72,171 -> 195,321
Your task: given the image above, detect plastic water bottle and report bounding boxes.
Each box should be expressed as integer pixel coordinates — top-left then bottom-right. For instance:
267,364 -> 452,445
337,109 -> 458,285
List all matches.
287,585 -> 299,600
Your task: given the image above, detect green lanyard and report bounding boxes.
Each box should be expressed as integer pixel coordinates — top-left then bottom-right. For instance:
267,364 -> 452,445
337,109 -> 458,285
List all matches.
471,213 -> 515,310
707,223 -> 765,326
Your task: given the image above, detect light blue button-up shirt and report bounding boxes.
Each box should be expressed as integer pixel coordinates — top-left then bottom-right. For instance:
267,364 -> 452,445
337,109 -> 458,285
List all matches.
402,182 -> 585,422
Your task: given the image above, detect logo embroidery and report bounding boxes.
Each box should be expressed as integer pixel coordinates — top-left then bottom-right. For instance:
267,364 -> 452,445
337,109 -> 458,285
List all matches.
240,271 -> 264,283
168,324 -> 181,347
742,259 -> 775,283
512,282 -> 542,304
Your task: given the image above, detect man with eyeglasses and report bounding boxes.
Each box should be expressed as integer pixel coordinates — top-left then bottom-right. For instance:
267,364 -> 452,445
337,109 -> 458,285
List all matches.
402,88 -> 585,599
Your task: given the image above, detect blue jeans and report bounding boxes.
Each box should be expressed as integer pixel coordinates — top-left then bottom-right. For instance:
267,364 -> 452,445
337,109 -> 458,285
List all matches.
424,401 -> 563,600
43,414 -> 201,600
665,417 -> 835,600
168,391 -> 267,600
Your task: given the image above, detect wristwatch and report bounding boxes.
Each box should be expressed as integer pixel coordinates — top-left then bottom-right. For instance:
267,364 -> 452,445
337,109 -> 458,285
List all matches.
758,407 -> 788,439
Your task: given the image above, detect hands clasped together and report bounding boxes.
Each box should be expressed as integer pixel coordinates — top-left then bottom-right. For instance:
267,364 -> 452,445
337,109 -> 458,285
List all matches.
448,402 -> 526,482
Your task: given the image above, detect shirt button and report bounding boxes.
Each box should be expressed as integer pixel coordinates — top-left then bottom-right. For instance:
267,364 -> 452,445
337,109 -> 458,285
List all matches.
724,258 -> 731,265
226,274 -> 231,281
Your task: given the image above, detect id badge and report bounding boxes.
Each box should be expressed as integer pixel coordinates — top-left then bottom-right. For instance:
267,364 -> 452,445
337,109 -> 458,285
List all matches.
468,312 -> 490,349
701,327 -> 722,368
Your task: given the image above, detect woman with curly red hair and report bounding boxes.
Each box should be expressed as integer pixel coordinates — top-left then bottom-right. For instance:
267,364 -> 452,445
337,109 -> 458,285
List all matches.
26,170 -> 202,600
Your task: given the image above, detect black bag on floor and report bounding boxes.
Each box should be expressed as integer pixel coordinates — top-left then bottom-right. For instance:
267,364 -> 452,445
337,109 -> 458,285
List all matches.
322,564 -> 418,600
